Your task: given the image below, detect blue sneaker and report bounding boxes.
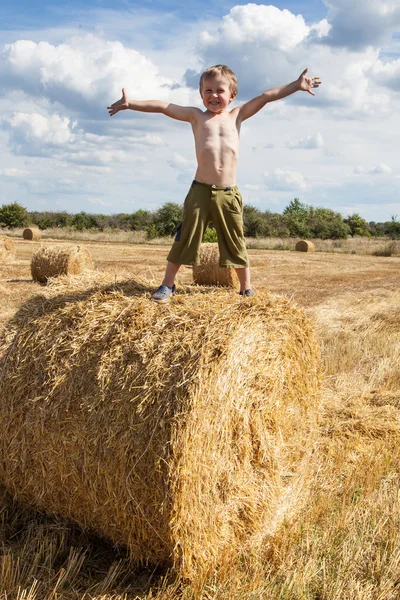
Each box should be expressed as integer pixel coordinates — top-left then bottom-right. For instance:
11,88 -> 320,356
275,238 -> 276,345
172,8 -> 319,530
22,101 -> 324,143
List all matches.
152,284 -> 176,303
239,289 -> 256,297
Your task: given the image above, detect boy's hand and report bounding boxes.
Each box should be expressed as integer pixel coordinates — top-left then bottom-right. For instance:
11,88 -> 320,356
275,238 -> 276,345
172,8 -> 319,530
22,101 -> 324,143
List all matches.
107,88 -> 129,116
297,68 -> 321,96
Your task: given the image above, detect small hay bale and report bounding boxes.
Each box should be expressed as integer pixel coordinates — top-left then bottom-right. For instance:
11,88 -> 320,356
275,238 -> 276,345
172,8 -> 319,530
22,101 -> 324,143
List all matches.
0,284 -> 321,579
0,236 -> 16,261
295,240 -> 316,252
23,227 -> 41,241
193,243 -> 238,288
31,244 -> 94,283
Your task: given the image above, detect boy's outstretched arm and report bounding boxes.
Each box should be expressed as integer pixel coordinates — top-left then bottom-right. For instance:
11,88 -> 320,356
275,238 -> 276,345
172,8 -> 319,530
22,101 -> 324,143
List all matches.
237,68 -> 321,122
107,88 -> 198,122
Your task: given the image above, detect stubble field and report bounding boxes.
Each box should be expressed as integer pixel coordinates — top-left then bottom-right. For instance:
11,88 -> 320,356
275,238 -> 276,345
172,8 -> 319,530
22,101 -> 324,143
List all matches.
1,237 -> 400,599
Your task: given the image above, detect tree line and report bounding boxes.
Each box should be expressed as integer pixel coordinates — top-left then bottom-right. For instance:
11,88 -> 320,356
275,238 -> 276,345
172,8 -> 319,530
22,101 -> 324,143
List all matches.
1,200 -> 399,240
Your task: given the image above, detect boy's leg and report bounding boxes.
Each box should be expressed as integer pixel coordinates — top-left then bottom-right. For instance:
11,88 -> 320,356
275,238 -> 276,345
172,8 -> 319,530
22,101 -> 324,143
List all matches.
211,187 -> 255,295
167,182 -> 209,266
152,183 -> 210,303
234,267 -> 252,293
162,261 -> 181,287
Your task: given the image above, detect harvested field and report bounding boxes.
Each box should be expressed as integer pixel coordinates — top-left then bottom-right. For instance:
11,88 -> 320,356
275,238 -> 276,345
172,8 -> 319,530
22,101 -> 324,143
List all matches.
0,236 -> 400,599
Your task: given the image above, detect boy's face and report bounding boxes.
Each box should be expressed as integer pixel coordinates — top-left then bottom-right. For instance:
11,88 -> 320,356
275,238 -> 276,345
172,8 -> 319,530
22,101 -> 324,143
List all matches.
200,75 -> 236,113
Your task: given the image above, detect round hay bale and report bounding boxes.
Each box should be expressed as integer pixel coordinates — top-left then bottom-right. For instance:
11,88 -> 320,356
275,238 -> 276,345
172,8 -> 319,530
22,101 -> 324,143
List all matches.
23,227 -> 41,241
0,284 -> 321,579
31,244 -> 94,283
0,236 -> 16,261
295,240 -> 316,252
193,243 -> 239,288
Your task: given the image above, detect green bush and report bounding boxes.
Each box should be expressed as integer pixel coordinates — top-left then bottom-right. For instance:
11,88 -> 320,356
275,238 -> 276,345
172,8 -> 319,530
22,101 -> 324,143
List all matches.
153,202 -> 182,237
202,225 -> 218,243
0,202 -> 29,229
344,213 -> 371,237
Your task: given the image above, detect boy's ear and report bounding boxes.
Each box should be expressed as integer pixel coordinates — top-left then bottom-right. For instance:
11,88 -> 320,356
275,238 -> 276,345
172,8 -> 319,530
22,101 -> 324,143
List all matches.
229,93 -> 237,103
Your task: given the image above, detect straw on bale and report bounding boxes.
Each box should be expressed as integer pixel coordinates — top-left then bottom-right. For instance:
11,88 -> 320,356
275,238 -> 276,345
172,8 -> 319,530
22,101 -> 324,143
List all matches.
23,227 -> 41,241
193,243 -> 238,288
0,282 -> 321,579
0,236 -> 16,261
31,244 -> 94,283
295,240 -> 316,252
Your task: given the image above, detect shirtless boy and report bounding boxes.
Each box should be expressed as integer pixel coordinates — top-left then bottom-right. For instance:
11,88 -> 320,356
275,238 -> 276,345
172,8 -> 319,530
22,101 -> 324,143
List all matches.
107,65 -> 321,302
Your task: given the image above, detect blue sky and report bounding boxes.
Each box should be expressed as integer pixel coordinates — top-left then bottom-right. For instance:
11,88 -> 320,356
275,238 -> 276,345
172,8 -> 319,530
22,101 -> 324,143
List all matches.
1,0 -> 399,222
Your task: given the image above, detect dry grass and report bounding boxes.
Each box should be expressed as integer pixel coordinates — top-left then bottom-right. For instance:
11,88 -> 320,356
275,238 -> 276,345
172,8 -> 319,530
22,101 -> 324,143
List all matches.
246,236 -> 400,256
3,228 -> 167,246
3,228 -> 400,256
192,243 -> 239,288
0,239 -> 400,599
0,280 -> 320,582
31,244 -> 94,282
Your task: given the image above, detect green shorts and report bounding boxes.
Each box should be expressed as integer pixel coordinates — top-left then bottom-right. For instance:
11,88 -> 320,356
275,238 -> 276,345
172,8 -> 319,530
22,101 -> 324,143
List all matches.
167,180 -> 249,268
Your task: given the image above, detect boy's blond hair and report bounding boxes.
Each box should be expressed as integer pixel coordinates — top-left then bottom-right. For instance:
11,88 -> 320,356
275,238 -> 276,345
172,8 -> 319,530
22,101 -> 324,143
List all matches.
199,65 -> 238,96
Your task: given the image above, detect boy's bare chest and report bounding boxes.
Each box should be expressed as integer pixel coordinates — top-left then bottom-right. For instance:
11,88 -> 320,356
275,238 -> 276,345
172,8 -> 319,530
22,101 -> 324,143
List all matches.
194,115 -> 240,147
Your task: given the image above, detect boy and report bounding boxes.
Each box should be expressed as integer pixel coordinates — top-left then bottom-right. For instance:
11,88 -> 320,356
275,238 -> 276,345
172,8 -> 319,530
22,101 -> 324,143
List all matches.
108,65 -> 321,302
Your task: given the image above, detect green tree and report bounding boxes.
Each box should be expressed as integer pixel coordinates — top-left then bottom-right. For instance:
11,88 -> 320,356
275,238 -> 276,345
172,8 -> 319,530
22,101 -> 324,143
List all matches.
130,209 -> 153,231
263,211 -> 290,237
308,207 -> 349,239
243,205 -> 265,237
0,202 -> 29,228
153,202 -> 182,237
344,213 -> 371,237
386,215 -> 400,239
71,211 -> 98,231
283,198 -> 310,237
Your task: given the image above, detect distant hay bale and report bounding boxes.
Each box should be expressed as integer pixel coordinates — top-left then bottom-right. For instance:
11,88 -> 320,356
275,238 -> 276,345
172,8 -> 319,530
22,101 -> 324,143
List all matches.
193,243 -> 238,287
23,227 -> 41,241
0,284 -> 321,579
0,236 -> 16,261
296,240 -> 316,252
31,244 -> 94,283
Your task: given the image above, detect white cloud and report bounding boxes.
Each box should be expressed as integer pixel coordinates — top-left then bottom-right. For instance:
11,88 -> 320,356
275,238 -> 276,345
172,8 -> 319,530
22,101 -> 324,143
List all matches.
0,167 -> 29,177
368,57 -> 400,91
286,132 -> 324,149
309,19 -> 331,38
321,0 -> 400,50
354,163 -> 392,175
186,5 -> 328,98
243,183 -> 259,190
3,112 -> 75,154
200,5 -> 310,52
263,168 -> 307,191
167,152 -> 195,172
185,4 -> 395,119
1,110 -> 157,165
132,134 -> 166,147
0,35 -> 196,114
